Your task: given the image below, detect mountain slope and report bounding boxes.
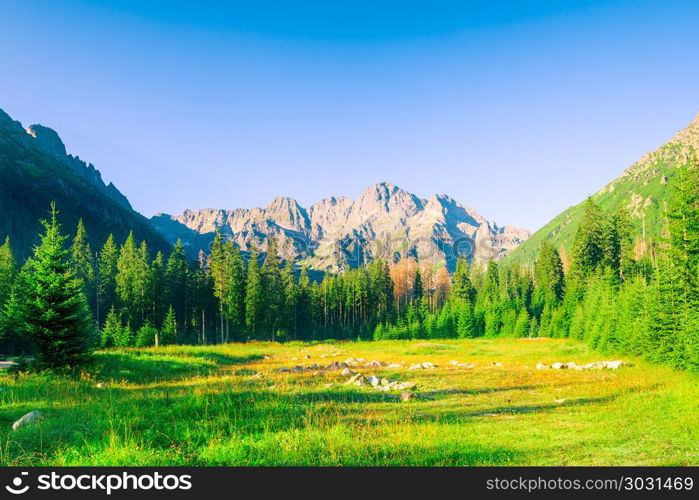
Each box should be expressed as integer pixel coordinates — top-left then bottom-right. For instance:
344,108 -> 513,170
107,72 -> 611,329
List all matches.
0,107 -> 171,258
506,111 -> 699,264
152,182 -> 529,271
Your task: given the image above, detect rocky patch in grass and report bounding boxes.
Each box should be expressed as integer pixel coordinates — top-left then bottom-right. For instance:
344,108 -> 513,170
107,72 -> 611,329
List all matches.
536,360 -> 627,370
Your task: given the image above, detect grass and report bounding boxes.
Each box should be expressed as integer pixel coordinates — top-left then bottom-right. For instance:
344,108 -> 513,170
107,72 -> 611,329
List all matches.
0,338 -> 696,466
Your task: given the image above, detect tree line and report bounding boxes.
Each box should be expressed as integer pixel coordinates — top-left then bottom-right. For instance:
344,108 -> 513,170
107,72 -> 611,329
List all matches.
374,158 -> 698,371
0,159 -> 696,370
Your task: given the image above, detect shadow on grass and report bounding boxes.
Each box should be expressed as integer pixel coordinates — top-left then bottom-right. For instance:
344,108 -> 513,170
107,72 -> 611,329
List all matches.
91,352 -> 262,383
420,385 -> 539,399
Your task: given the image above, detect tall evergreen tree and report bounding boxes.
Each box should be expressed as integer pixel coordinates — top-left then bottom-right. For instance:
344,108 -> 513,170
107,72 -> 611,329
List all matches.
0,236 -> 17,307
262,239 -> 284,340
21,204 -> 93,368
245,247 -> 264,338
70,219 -> 96,320
97,234 -> 119,327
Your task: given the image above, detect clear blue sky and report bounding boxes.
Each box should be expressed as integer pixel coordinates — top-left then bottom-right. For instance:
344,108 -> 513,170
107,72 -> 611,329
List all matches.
1,1 -> 697,231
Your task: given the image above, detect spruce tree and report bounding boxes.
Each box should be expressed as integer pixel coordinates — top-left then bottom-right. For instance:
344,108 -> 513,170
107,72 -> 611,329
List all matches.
245,247 -> 264,338
97,234 -> 119,326
22,204 -> 93,368
262,239 -> 283,340
70,219 -> 96,320
0,236 -> 16,307
161,305 -> 177,345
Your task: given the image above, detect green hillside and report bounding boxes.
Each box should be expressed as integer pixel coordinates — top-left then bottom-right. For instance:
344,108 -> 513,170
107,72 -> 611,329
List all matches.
0,108 -> 171,258
506,113 -> 699,264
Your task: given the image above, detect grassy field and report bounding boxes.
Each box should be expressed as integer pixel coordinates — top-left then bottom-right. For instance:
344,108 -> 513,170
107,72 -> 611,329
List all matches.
0,338 -> 697,466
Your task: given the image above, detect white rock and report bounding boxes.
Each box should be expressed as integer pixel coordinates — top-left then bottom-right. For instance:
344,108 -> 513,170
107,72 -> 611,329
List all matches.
551,362 -> 565,369
536,363 -> 549,370
387,363 -> 403,368
340,368 -> 354,377
604,360 -> 624,370
366,375 -> 381,387
583,362 -> 605,370
13,411 -> 44,430
421,362 -> 435,369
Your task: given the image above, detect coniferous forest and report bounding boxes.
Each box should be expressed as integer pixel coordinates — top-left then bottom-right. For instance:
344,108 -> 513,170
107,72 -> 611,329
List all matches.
0,159 -> 696,371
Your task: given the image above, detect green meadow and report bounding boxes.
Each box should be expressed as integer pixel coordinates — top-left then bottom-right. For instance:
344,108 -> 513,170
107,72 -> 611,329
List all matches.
1,338 -> 697,466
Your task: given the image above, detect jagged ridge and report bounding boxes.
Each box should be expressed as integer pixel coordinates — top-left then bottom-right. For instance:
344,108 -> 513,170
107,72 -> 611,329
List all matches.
151,181 -> 529,271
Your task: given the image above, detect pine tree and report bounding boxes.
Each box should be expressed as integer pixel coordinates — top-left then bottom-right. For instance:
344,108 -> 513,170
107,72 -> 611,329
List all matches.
245,247 -> 264,338
116,232 -> 149,328
70,219 -> 96,303
135,321 -> 159,347
456,301 -> 476,338
160,305 -> 177,345
262,239 -> 283,340
21,204 -> 93,368
101,305 -> 121,347
97,234 -> 119,327
0,236 -> 17,308
413,266 -> 423,303
451,258 -> 475,302
534,241 -> 565,306
568,198 -> 605,284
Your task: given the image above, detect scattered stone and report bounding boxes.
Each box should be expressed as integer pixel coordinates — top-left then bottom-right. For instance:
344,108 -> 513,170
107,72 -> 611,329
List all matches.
400,392 -> 414,402
366,375 -> 381,387
304,355 -> 311,359
555,398 -> 567,404
95,382 -> 105,388
536,363 -> 549,370
345,373 -> 366,386
491,362 -> 503,367
291,357 -> 298,361
12,411 -> 44,430
408,362 -> 436,370
604,360 -> 625,370
583,362 -> 605,370
551,362 -> 565,369
324,361 -> 349,371
324,383 -> 333,388
341,368 -> 355,377
364,360 -> 384,367
387,363 -> 403,368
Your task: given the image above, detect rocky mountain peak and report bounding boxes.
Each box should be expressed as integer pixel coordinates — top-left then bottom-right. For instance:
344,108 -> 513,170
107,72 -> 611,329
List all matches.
25,124 -> 67,157
153,182 -> 529,271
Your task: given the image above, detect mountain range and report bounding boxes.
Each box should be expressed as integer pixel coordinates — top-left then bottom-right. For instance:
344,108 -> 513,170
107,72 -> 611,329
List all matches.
506,111 -> 699,263
3,104 -> 697,272
0,108 -> 170,258
151,183 -> 530,271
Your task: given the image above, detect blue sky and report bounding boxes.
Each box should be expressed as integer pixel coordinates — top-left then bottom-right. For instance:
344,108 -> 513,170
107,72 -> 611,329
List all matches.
1,0 -> 697,231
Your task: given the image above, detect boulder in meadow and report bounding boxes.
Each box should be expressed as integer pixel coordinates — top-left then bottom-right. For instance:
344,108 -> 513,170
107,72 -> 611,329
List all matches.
12,411 -> 44,431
